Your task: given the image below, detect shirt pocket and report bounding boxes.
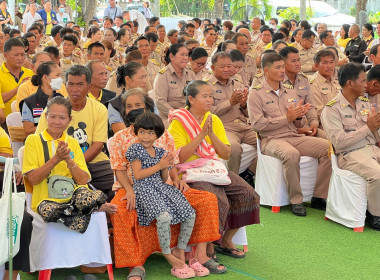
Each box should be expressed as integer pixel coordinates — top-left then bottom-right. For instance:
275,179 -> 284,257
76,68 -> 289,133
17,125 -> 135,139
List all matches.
265,103 -> 282,118
167,82 -> 180,99
213,91 -> 227,106
342,118 -> 357,132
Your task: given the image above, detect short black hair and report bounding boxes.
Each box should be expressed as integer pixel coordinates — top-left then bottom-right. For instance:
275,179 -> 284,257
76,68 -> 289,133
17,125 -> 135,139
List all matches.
367,64 -> 380,83
51,25 -> 63,38
9,29 -> 21,38
146,32 -> 158,42
192,18 -> 201,26
185,23 -> 195,29
260,26 -> 273,35
133,112 -> 165,138
203,27 -> 217,36
59,27 -> 74,38
88,42 -> 105,54
270,18 -> 278,25
23,32 -> 36,40
370,44 -> 380,57
189,47 -> 208,60
4,37 -> 25,52
66,64 -> 92,85
319,30 -> 332,42
167,29 -> 178,37
279,46 -> 299,59
314,49 -> 335,64
62,34 -> 78,46
338,63 -> 365,87
302,29 -> 315,39
103,16 -> 113,25
272,33 -> 285,43
229,49 -> 245,63
43,45 -> 60,58
149,17 -> 160,25
262,52 -> 283,69
231,33 -> 247,43
278,27 -> 289,37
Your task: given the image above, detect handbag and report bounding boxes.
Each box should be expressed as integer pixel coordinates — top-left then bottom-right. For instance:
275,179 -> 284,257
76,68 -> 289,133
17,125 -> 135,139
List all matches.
0,157 -> 26,265
176,158 -> 231,185
39,134 -> 75,199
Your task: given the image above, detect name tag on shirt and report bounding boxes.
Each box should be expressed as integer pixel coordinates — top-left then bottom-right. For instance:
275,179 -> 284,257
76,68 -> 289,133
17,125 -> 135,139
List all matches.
344,115 -> 352,118
266,100 -> 274,104
216,90 -> 222,93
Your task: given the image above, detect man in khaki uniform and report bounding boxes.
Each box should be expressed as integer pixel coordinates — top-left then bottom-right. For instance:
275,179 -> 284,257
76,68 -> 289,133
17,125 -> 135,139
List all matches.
366,65 -> 380,107
256,27 -> 273,56
309,50 -> 341,120
318,30 -> 348,68
250,50 -> 276,88
250,17 -> 262,45
297,29 -> 317,76
135,36 -> 160,89
207,52 -> 257,174
153,61 -> 196,127
60,34 -> 82,81
248,53 -> 331,216
200,27 -> 218,56
232,33 -> 257,88
321,63 -> 380,230
237,27 -> 259,60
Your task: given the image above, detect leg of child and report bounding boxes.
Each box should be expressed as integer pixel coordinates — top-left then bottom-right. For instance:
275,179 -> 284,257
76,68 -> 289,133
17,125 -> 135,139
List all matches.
157,212 -> 184,268
172,213 -> 196,262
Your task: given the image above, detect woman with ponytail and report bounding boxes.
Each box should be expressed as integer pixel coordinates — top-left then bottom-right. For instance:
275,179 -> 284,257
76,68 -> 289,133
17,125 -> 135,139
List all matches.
20,61 -> 63,137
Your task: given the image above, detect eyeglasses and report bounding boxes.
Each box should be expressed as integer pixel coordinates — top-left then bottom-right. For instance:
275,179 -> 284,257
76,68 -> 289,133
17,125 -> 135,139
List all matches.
208,33 -> 217,36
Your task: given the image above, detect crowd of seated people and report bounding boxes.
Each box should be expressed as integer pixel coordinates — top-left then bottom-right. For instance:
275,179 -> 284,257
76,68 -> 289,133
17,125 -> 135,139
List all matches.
1,3 -> 380,279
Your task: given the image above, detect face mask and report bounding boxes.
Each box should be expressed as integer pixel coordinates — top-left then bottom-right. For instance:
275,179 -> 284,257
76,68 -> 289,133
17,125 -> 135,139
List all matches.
50,77 -> 63,90
126,108 -> 145,124
59,8 -> 65,13
270,24 -> 276,29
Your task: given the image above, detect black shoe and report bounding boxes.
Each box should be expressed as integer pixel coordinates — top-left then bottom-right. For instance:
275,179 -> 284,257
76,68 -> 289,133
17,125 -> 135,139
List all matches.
292,203 -> 306,216
239,169 -> 255,188
366,211 -> 380,231
311,197 -> 326,211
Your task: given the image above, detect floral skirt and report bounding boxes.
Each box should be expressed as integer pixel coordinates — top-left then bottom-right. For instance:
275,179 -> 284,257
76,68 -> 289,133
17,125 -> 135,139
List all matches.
110,188 -> 221,268
37,187 -> 107,233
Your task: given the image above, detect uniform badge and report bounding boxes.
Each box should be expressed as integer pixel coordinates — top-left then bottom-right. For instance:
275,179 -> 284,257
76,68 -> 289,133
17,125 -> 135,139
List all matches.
344,115 -> 352,118
360,109 -> 369,115
170,81 -> 176,84
287,98 -> 297,102
266,100 -> 274,104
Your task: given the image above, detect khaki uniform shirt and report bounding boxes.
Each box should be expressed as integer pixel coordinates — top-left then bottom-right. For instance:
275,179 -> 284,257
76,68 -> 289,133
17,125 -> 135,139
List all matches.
321,92 -> 376,154
283,72 -> 318,127
149,50 -> 164,68
250,71 -> 264,90
206,74 -> 247,132
256,40 -> 268,55
248,80 -> 305,140
153,63 -> 196,121
146,59 -> 160,89
309,72 -> 341,119
200,41 -> 217,57
251,30 -> 261,45
130,33 -> 140,45
297,44 -> 317,75
241,53 -> 257,88
191,67 -> 208,80
115,43 -> 128,63
157,38 -> 170,56
60,55 -> 82,81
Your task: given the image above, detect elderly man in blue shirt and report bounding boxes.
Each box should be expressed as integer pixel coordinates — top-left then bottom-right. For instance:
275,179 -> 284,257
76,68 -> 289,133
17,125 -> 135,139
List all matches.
103,0 -> 122,20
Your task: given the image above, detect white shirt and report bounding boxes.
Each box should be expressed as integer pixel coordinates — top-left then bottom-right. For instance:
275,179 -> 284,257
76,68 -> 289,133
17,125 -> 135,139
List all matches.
56,12 -> 70,26
22,12 -> 42,32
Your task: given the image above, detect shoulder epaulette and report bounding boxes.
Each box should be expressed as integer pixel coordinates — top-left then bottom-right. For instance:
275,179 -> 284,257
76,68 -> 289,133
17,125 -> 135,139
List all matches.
309,78 -> 315,84
106,65 -> 112,72
203,79 -> 209,82
300,72 -> 309,79
326,100 -> 337,107
159,67 -> 167,74
252,84 -> 262,90
149,59 -> 160,66
255,72 -> 263,78
359,96 -> 369,102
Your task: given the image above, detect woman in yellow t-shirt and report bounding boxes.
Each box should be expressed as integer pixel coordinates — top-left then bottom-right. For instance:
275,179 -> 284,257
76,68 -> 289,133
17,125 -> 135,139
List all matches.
336,24 -> 351,49
23,96 -> 113,233
167,80 -> 260,260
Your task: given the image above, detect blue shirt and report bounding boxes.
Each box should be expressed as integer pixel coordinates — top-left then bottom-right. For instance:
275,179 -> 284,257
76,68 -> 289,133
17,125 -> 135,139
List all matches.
103,6 -> 122,20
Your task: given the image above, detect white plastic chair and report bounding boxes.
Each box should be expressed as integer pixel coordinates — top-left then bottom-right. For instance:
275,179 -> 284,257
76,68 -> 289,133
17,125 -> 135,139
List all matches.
255,138 -> 318,213
325,153 -> 367,232
222,143 -> 257,174
19,147 -> 114,280
11,100 -> 17,113
6,112 -> 24,157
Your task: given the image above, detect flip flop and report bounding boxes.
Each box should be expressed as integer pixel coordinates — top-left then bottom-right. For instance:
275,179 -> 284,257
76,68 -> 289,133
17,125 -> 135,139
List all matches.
201,259 -> 227,274
189,258 -> 210,277
127,267 -> 146,280
215,246 -> 246,258
171,264 -> 196,279
206,251 -> 219,263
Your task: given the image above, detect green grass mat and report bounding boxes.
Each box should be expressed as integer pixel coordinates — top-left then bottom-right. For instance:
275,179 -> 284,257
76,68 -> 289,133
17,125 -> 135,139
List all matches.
20,205 -> 380,280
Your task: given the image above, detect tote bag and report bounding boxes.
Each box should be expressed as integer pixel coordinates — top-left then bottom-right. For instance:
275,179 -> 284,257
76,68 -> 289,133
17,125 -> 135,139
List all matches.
0,158 -> 25,265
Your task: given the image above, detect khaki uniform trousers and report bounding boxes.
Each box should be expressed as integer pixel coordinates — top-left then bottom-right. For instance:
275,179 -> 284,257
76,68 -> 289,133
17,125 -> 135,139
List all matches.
338,145 -> 380,216
262,135 -> 331,204
225,121 -> 257,174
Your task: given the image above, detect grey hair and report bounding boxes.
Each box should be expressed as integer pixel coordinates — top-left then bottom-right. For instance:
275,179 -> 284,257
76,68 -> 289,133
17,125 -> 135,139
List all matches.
121,88 -> 147,123
46,96 -> 72,116
183,80 -> 209,108
31,51 -> 51,64
65,65 -> 91,84
85,59 -> 104,79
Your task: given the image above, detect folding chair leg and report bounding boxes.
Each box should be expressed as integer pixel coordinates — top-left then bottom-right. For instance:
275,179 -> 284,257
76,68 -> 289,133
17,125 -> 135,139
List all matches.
354,227 -> 364,232
272,206 -> 280,213
38,269 -> 51,280
243,245 -> 248,252
107,264 -> 114,280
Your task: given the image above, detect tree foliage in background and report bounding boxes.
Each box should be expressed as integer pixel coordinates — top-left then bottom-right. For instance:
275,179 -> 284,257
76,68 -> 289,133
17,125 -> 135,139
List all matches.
159,0 -> 214,17
278,7 -> 313,21
67,0 -> 97,31
229,0 -> 272,20
369,11 -> 380,24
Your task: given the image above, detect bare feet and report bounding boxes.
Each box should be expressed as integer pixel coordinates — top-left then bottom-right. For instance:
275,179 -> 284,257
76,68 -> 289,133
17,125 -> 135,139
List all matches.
171,247 -> 186,262
163,253 -> 185,269
97,203 -> 117,214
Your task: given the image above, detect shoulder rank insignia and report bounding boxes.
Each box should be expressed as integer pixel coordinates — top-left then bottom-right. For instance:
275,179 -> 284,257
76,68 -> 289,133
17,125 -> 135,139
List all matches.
63,59 -> 72,64
158,67 -> 167,74
359,96 -> 369,102
309,78 -> 315,84
326,100 -> 337,107
283,84 -> 293,89
110,70 -> 117,77
149,59 -> 160,66
300,72 -> 309,79
252,84 -> 262,90
106,66 -> 112,72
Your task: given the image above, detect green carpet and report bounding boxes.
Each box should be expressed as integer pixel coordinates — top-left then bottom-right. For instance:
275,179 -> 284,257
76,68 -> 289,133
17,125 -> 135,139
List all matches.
20,205 -> 380,280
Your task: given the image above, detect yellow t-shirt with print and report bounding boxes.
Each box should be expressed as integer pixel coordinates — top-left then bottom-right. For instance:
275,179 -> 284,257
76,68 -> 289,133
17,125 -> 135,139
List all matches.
167,111 -> 230,163
35,97 -> 109,164
23,129 -> 90,211
0,63 -> 34,116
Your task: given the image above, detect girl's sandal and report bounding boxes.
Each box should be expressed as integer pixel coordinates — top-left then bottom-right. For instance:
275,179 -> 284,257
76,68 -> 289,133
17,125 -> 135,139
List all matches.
201,259 -> 227,274
189,259 -> 210,277
171,264 -> 196,279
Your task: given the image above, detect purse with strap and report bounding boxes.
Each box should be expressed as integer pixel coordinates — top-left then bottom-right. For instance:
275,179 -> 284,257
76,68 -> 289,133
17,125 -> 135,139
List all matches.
39,134 -> 75,199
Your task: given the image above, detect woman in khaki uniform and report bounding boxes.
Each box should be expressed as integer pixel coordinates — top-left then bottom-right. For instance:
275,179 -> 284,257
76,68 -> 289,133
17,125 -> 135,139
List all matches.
153,43 -> 196,127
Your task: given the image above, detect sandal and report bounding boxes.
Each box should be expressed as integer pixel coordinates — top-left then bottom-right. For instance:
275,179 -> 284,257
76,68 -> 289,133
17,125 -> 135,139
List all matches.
171,264 -> 196,279
215,246 -> 246,258
189,259 -> 210,277
206,251 -> 219,263
201,259 -> 227,274
127,267 -> 146,280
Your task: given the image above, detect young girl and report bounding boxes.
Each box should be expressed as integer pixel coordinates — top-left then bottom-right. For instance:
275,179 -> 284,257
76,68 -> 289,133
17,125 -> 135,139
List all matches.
126,112 -> 197,279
